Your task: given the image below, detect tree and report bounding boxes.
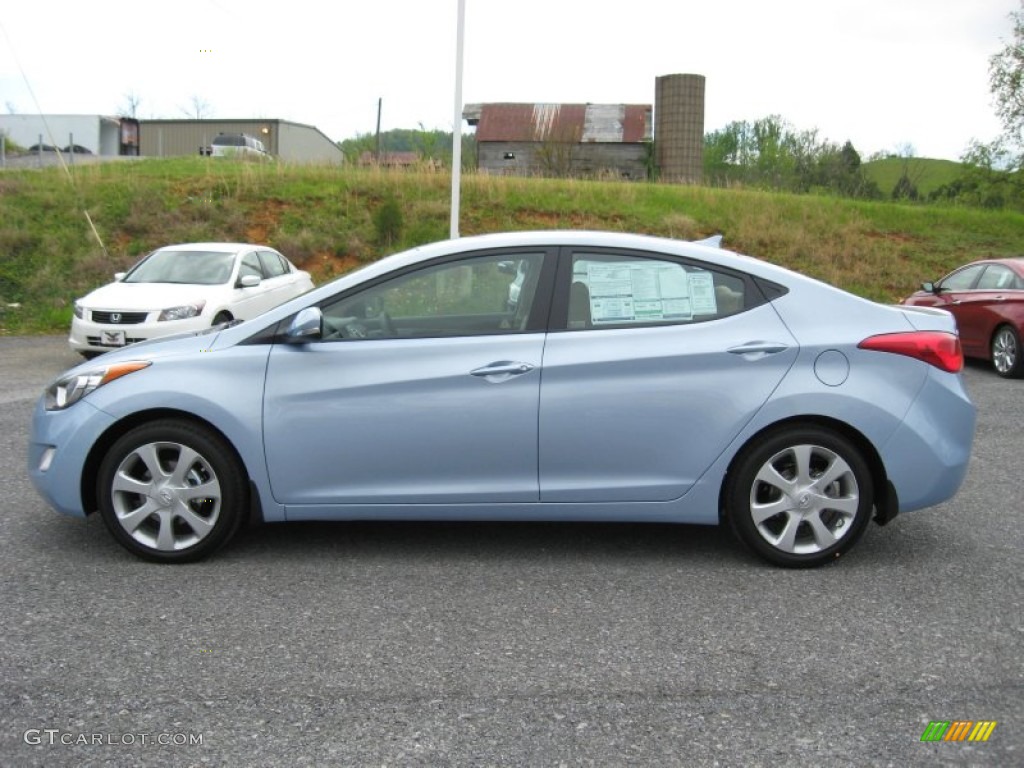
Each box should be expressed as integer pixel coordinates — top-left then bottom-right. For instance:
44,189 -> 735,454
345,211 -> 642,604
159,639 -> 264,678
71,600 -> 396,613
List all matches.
989,2 -> 1024,149
181,95 -> 212,120
119,90 -> 142,119
931,7 -> 1024,210
889,144 -> 925,200
533,122 -> 582,177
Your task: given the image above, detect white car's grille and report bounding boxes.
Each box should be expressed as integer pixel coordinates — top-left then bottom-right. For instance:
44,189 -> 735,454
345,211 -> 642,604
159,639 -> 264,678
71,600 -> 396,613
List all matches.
91,311 -> 149,324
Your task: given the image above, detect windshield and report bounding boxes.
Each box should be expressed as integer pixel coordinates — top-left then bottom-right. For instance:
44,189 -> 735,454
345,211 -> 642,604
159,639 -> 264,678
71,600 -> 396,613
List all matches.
124,250 -> 236,285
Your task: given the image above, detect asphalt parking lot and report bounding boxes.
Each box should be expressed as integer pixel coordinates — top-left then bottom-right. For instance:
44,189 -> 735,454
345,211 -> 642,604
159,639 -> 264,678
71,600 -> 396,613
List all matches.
1,336 -> 1020,766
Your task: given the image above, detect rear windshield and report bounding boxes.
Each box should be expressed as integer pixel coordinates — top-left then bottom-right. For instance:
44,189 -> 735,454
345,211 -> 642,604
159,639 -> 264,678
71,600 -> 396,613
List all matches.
124,250 -> 235,285
212,135 -> 248,147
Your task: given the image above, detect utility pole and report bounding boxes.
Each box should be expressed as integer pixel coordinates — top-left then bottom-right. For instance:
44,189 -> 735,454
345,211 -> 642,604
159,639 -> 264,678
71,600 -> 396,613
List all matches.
450,0 -> 466,238
375,98 -> 382,164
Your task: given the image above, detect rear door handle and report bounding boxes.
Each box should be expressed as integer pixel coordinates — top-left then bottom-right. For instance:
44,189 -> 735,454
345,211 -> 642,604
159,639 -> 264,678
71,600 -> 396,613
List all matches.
727,341 -> 790,360
470,361 -> 535,381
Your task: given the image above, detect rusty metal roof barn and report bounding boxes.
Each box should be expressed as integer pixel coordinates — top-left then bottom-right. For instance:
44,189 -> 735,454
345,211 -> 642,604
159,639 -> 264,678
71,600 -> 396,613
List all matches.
467,103 -> 651,143
464,103 -> 653,179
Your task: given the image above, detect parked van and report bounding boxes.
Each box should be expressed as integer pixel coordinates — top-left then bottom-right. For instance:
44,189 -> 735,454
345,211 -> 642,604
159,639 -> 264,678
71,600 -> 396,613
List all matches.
208,133 -> 268,159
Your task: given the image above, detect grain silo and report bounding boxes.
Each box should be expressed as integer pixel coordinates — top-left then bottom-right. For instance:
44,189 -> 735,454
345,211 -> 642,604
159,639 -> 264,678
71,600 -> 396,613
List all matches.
655,74 -> 705,183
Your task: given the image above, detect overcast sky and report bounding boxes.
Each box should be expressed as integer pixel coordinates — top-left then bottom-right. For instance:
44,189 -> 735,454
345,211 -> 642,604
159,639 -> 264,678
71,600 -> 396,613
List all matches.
0,0 -> 1018,161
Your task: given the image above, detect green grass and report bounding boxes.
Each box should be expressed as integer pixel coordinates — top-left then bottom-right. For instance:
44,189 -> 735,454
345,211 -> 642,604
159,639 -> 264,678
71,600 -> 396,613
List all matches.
2,156 -> 1024,335
862,157 -> 964,198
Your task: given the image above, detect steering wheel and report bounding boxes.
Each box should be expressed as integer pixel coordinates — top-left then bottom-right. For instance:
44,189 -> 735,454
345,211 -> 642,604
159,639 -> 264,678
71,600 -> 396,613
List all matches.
343,321 -> 368,339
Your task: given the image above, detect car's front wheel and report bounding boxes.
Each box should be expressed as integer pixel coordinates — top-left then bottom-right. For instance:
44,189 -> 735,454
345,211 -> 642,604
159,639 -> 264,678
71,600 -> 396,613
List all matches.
991,325 -> 1023,378
725,426 -> 874,568
97,419 -> 248,562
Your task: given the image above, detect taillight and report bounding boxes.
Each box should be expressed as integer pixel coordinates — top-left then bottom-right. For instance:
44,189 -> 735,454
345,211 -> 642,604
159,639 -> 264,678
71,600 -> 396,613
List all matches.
858,331 -> 963,373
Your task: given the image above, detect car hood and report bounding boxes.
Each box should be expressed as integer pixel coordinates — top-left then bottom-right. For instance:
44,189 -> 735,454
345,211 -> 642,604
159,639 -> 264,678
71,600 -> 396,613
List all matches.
78,281 -> 223,310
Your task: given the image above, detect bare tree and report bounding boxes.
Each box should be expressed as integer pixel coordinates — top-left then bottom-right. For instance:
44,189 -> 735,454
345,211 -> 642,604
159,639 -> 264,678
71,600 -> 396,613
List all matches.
181,95 -> 212,120
533,122 -> 582,177
119,90 -> 142,119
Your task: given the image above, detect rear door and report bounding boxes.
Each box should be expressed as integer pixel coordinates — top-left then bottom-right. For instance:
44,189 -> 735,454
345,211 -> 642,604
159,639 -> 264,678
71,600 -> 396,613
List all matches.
539,248 -> 798,502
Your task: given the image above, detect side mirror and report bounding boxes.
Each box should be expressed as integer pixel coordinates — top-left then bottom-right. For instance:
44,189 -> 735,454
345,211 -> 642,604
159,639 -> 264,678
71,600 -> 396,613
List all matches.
922,281 -> 936,293
238,274 -> 261,288
285,307 -> 323,342
114,272 -> 126,281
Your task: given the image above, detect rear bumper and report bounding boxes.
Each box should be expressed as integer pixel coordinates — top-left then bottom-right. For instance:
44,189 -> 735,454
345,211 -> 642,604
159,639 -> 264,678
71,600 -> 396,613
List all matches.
880,367 -> 976,513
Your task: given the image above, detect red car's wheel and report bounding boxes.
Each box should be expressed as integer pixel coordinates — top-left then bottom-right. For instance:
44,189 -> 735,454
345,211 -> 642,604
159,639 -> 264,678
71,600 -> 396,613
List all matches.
991,325 -> 1023,378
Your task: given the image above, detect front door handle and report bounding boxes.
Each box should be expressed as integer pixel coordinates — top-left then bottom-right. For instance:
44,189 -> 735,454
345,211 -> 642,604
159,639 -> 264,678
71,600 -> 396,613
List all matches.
470,361 -> 535,381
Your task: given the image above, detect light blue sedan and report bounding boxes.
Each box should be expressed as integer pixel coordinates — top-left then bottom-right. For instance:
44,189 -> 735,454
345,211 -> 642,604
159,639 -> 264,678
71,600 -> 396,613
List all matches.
29,232 -> 976,567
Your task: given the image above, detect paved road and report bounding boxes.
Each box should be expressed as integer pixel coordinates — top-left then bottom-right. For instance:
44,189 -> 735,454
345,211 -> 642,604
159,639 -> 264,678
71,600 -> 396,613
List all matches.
1,337 -> 1020,766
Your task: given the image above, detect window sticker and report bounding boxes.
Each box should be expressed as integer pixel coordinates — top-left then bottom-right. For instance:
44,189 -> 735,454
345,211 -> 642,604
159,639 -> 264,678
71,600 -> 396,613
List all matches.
688,271 -> 718,315
586,262 -> 695,324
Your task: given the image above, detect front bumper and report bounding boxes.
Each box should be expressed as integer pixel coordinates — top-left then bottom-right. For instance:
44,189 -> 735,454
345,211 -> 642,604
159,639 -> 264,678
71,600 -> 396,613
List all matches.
28,397 -> 116,517
69,315 -> 210,353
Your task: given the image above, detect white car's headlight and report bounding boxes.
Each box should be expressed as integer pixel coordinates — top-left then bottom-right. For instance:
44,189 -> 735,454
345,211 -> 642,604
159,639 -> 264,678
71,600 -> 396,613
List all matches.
72,301 -> 84,320
45,361 -> 151,411
158,302 -> 206,322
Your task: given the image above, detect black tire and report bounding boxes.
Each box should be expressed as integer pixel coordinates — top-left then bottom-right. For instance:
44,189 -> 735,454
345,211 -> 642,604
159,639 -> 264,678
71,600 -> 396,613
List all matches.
725,425 -> 874,568
991,325 -> 1023,378
79,351 -> 104,360
97,419 -> 248,563
212,311 -> 234,326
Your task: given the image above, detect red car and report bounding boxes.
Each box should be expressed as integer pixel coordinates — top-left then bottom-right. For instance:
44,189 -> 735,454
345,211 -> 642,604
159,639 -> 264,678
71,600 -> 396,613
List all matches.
902,258 -> 1024,378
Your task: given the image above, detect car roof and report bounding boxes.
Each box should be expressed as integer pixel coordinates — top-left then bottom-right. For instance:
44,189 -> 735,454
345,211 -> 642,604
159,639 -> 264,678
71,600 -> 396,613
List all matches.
982,257 -> 1024,271
155,242 -> 272,253
339,230 -> 788,285
287,230 -> 852,311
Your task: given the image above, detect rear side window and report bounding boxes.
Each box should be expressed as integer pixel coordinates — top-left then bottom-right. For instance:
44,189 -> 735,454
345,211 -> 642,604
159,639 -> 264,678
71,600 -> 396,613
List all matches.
566,252 -> 747,330
977,264 -> 1021,290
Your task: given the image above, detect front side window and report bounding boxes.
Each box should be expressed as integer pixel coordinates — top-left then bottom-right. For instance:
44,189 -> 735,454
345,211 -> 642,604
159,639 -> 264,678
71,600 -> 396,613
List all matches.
239,252 -> 264,281
940,264 -> 984,292
566,252 -> 747,329
319,252 -> 547,340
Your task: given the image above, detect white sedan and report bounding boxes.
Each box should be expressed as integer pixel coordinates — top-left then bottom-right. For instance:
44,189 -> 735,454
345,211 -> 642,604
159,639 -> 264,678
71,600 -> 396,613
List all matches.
70,243 -> 313,358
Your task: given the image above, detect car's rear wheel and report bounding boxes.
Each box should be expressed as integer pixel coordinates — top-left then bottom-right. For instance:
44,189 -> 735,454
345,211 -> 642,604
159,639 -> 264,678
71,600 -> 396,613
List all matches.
97,419 -> 247,563
991,325 -> 1023,378
726,426 -> 873,568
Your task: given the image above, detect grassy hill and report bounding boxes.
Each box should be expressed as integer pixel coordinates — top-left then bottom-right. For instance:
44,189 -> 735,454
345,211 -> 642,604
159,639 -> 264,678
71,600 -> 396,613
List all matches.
862,157 -> 964,199
2,157 -> 1024,335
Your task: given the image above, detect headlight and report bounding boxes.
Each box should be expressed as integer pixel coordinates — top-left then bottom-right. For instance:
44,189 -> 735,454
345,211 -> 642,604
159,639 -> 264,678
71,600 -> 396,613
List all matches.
158,302 -> 205,322
73,301 -> 84,319
44,361 -> 151,411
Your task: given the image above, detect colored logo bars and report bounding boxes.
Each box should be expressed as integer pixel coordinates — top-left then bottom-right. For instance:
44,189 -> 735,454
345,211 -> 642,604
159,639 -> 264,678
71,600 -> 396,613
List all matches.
921,721 -> 997,742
